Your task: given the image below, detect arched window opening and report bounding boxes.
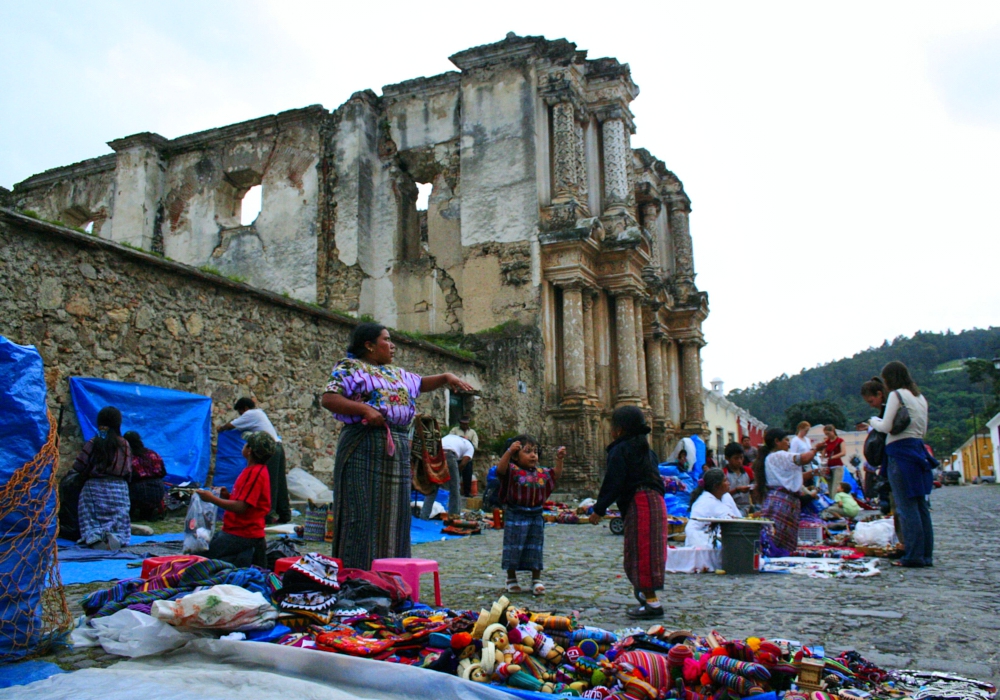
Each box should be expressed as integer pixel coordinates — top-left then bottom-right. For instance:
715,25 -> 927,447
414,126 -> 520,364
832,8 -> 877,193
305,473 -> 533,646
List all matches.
415,182 -> 432,212
241,185 -> 262,226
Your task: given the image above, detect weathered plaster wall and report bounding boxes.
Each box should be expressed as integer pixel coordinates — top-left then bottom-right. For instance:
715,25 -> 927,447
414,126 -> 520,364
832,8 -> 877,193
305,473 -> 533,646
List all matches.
13,157 -> 117,236
0,210 -> 499,483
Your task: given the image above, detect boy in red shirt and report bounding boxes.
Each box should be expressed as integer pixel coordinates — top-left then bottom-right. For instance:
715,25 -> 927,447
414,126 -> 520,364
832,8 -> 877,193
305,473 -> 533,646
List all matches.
196,431 -> 273,568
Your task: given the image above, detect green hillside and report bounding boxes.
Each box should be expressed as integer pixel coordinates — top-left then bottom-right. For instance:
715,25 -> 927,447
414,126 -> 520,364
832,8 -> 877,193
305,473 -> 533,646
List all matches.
727,328 -> 1000,455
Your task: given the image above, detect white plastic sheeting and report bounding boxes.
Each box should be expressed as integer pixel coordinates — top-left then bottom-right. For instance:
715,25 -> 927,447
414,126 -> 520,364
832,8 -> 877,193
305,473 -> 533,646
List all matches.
287,467 -> 333,503
0,638 -> 513,700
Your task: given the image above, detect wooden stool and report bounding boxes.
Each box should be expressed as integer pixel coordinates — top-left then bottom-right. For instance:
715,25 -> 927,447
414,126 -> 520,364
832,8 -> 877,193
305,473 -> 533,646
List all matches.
370,558 -> 441,606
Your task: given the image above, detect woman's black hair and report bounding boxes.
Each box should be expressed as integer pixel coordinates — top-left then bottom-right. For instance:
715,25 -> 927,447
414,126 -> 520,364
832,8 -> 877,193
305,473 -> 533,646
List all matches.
347,322 -> 387,359
689,467 -> 727,505
611,405 -> 651,437
92,406 -> 124,469
752,427 -> 788,503
860,376 -> 887,400
881,361 -> 920,396
123,430 -> 146,457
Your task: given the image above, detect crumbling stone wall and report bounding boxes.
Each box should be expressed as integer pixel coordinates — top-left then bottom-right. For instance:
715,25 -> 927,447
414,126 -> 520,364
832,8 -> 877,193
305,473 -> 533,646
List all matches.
0,210 -> 530,483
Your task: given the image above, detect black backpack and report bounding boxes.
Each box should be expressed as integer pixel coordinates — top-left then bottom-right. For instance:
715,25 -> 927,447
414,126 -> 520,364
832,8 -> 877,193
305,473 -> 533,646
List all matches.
863,430 -> 886,469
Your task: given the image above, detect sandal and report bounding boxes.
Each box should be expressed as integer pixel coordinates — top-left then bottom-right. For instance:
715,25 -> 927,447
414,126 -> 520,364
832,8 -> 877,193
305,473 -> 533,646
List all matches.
505,580 -> 522,593
532,581 -> 545,596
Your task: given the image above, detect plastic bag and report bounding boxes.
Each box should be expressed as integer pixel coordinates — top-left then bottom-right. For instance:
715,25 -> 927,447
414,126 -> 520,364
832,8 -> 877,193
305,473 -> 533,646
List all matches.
853,518 -> 897,547
152,584 -> 277,631
286,467 -> 333,503
183,493 -> 215,554
89,609 -> 197,657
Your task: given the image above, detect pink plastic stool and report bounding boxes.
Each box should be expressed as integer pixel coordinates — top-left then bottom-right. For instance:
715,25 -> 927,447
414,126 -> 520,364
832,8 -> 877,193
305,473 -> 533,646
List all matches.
370,558 -> 441,606
141,554 -> 206,579
274,555 -> 342,575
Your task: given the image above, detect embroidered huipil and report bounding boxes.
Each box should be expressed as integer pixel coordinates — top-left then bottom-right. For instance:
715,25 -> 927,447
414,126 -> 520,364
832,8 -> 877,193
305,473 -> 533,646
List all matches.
505,466 -> 556,508
324,358 -> 422,427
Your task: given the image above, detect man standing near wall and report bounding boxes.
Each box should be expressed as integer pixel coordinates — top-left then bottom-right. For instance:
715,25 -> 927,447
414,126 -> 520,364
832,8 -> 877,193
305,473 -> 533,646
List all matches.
449,415 -> 479,450
218,398 -> 291,524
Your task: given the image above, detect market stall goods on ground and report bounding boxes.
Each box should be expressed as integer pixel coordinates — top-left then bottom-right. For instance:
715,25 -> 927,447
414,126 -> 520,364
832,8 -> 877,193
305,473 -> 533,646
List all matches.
7,553 -> 995,700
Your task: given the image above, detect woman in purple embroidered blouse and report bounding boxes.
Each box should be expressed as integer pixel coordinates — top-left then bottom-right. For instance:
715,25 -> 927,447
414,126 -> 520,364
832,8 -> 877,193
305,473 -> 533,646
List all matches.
321,322 -> 474,569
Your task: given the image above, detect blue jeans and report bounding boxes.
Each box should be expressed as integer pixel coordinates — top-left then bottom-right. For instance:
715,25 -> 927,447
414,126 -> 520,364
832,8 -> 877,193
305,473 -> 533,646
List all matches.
420,450 -> 461,519
887,458 -> 934,565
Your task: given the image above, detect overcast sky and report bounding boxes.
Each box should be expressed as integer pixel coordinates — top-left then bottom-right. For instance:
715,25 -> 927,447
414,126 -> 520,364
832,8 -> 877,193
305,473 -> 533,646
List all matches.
2,1 -> 998,390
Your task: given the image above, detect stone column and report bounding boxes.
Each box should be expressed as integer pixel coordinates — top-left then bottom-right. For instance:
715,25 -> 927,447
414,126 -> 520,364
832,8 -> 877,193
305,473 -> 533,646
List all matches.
614,293 -> 640,405
582,292 -> 597,400
561,284 -> 587,403
680,339 -> 706,425
646,336 -> 665,419
575,120 -> 588,206
633,302 -> 648,405
107,132 -> 168,251
602,117 -> 630,209
552,102 -> 579,203
667,193 -> 694,286
642,201 -> 661,269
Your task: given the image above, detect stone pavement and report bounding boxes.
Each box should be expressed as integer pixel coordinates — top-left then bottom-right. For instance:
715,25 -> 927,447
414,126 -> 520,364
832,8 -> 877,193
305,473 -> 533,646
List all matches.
416,484 -> 1000,684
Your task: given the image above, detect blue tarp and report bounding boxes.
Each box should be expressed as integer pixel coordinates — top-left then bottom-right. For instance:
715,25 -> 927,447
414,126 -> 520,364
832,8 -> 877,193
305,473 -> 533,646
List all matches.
69,377 -> 212,484
841,469 -> 865,499
659,463 -> 696,517
0,660 -> 64,688
214,430 -> 247,489
690,434 -> 707,483
0,337 -> 56,660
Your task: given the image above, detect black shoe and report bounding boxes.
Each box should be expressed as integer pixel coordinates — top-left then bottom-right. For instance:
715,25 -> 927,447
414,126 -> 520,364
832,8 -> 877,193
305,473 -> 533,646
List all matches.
627,604 -> 664,620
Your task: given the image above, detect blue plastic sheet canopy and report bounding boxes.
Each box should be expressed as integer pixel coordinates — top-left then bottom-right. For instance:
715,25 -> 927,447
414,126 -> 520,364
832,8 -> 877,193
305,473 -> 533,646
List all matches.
68,377 -> 212,484
0,337 -> 56,660
213,430 -> 247,490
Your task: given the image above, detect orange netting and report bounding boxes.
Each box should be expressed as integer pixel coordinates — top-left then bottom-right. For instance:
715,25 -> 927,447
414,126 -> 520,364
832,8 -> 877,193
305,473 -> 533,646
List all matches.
0,410 -> 72,662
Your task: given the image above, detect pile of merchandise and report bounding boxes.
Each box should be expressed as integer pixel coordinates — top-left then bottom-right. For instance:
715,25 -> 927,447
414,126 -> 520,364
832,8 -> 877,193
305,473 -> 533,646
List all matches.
75,555 -> 996,700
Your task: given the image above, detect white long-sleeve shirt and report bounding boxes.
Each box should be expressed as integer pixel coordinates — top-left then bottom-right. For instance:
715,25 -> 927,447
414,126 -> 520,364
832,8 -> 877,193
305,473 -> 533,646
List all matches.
685,491 -> 743,548
869,389 -> 927,444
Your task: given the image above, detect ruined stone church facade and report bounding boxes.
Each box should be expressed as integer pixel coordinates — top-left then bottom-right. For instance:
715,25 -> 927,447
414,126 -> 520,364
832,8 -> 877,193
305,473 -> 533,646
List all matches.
11,34 -> 708,488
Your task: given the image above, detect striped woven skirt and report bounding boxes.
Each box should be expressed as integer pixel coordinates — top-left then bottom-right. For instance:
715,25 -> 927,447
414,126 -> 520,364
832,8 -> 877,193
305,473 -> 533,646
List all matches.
330,422 -> 412,570
760,487 -> 800,556
502,505 -> 545,571
623,488 -> 667,591
78,477 -> 131,546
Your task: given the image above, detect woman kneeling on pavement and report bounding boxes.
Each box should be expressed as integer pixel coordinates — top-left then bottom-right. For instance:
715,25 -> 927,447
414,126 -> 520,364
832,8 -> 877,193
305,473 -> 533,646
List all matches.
868,361 -> 934,568
72,406 -> 132,549
590,406 -> 667,620
685,468 -> 743,548
197,431 -> 274,568
753,427 -> 820,556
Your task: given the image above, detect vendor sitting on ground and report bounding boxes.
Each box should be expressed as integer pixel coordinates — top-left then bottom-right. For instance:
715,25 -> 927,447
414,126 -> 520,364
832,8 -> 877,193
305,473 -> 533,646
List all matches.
124,431 -> 166,521
684,468 -> 743,548
723,442 -> 752,515
72,405 -> 132,550
196,431 -> 273,568
822,482 -> 862,521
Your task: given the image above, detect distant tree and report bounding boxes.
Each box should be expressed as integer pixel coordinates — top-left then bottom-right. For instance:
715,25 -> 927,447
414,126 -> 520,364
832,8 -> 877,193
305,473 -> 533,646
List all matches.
784,400 -> 847,431
965,358 -> 1000,416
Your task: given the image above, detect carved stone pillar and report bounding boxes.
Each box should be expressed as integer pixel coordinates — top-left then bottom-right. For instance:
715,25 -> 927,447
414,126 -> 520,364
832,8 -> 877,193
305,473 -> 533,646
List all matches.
602,117 -> 630,208
646,336 -> 665,419
633,301 -> 648,404
680,339 -> 706,426
582,292 -> 597,400
614,293 -> 640,406
552,102 -> 579,203
664,337 -> 680,425
667,193 -> 695,290
575,120 -> 588,205
561,284 -> 587,403
641,201 -> 661,269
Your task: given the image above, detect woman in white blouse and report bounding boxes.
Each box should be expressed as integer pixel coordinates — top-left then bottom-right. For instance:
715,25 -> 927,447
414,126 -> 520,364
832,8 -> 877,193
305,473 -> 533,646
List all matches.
685,469 -> 743,548
752,427 -> 819,556
868,361 -> 934,567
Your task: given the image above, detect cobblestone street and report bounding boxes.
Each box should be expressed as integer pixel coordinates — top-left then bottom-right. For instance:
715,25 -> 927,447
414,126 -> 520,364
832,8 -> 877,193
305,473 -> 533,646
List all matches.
416,485 -> 1000,684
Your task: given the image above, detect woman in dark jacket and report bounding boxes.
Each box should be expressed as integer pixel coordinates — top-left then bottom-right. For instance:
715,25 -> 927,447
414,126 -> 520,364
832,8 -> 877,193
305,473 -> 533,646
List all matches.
124,431 -> 166,521
589,406 -> 667,619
